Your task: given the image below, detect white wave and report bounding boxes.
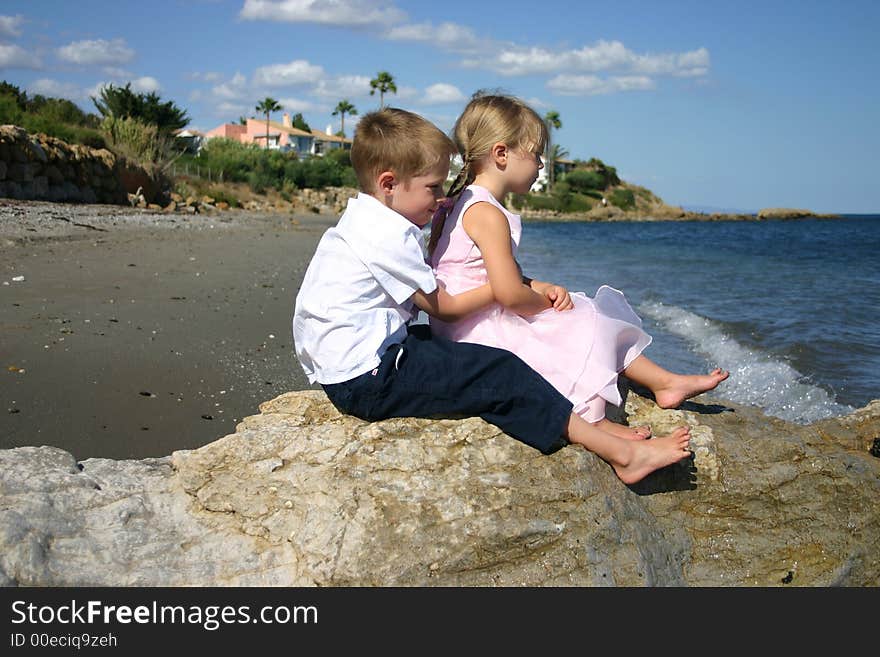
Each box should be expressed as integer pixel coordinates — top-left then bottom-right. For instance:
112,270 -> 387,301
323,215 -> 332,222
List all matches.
639,301 -> 854,424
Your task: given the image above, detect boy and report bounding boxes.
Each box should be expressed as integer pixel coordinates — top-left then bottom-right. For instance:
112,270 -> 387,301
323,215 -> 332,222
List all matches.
292,108 -> 692,483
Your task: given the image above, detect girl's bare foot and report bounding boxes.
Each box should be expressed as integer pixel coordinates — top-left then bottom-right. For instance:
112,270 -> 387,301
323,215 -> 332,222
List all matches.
594,418 -> 651,441
653,368 -> 730,409
611,426 -> 693,484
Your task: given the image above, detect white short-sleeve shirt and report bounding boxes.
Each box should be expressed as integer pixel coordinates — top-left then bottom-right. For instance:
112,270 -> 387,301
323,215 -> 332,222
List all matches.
293,193 -> 438,384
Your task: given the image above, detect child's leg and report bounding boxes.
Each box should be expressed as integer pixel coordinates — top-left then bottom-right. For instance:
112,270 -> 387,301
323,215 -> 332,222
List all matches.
566,413 -> 692,485
623,354 -> 729,409
582,395 -> 651,440
593,418 -> 651,440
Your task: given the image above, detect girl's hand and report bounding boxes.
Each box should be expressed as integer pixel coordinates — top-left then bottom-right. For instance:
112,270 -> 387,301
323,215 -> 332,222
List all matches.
544,285 -> 573,311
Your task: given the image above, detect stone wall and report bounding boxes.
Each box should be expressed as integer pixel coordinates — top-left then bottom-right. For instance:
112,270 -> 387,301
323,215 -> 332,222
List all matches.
0,125 -> 157,205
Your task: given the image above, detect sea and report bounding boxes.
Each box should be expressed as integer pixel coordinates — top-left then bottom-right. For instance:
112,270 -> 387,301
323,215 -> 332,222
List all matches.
512,214 -> 880,424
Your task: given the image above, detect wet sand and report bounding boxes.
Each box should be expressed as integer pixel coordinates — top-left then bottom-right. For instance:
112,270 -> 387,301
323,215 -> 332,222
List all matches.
1,199 -> 335,459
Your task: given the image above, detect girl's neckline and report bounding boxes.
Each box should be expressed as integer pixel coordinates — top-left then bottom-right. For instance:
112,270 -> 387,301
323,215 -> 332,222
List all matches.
468,183 -> 498,200
467,183 -> 517,217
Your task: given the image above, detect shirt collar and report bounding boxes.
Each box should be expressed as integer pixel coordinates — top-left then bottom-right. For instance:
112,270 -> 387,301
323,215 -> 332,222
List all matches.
334,193 -> 423,249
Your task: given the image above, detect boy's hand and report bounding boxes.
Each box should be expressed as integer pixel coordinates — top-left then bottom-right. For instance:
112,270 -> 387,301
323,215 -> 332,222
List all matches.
543,284 -> 573,311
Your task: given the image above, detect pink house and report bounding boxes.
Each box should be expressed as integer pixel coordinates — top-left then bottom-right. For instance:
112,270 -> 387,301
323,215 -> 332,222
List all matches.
204,113 -> 351,157
203,123 -> 248,142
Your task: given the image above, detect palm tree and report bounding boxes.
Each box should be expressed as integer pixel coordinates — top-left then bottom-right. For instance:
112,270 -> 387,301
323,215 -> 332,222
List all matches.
332,100 -> 358,138
369,71 -> 397,108
255,97 -> 282,149
544,110 -> 562,189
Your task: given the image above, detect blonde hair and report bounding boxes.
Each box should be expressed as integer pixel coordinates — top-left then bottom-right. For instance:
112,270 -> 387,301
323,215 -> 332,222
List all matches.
428,92 -> 547,255
350,108 -> 457,193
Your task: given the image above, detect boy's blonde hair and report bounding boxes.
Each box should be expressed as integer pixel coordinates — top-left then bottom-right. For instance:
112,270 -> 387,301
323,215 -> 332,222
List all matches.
428,92 -> 547,254
351,108 -> 457,193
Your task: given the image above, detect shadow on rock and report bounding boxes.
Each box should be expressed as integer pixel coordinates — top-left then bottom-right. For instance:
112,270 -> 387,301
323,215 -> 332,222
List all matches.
627,453 -> 698,495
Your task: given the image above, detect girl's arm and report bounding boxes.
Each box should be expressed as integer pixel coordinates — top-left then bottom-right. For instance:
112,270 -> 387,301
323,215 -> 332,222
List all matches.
521,272 -> 573,311
411,282 -> 494,322
462,203 -> 552,316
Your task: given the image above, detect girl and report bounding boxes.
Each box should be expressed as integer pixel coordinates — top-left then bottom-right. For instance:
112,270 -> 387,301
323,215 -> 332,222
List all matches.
429,93 -> 729,443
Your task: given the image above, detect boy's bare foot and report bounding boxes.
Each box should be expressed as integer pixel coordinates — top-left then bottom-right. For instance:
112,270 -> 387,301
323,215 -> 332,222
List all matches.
611,426 -> 693,484
654,368 -> 729,409
594,418 -> 651,440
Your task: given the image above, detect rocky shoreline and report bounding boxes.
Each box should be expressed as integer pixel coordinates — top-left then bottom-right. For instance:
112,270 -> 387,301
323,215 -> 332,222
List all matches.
519,204 -> 841,223
1,389 -> 877,586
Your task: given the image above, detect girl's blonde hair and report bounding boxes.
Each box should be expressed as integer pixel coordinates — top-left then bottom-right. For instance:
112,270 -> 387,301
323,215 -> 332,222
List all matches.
428,92 -> 547,255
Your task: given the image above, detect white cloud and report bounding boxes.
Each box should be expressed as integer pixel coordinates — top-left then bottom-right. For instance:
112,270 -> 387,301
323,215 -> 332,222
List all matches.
212,72 -> 249,100
546,74 -> 655,96
311,75 -> 372,98
130,76 -> 161,93
102,67 -> 133,79
253,59 -> 324,87
524,96 -> 550,110
28,78 -> 85,100
422,83 -> 465,105
0,14 -> 25,39
627,47 -> 710,77
57,38 -> 135,66
386,21 -> 485,54
0,43 -> 40,69
277,97 -> 324,113
483,40 -> 710,79
240,0 -> 405,27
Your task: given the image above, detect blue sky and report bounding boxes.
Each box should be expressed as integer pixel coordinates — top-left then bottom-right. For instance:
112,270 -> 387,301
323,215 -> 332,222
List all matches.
1,0 -> 877,213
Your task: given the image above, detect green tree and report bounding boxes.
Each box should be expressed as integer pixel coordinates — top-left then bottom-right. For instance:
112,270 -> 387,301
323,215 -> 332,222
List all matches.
291,112 -> 311,132
369,71 -> 397,108
544,110 -> 562,189
0,81 -> 27,109
255,97 -> 282,149
91,82 -> 189,134
584,157 -> 621,188
332,99 -> 358,138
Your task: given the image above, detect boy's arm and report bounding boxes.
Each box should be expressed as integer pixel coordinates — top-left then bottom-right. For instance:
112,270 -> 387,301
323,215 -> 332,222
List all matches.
411,283 -> 494,322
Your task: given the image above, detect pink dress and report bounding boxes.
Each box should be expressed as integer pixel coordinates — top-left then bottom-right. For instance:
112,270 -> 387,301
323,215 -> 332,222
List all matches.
429,184 -> 652,422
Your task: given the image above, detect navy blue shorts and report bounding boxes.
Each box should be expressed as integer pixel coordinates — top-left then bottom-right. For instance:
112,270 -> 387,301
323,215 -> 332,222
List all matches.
322,325 -> 573,454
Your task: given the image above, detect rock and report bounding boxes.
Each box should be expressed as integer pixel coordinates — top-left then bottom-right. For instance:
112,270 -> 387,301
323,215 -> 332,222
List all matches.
758,208 -> 817,220
1,390 -> 877,587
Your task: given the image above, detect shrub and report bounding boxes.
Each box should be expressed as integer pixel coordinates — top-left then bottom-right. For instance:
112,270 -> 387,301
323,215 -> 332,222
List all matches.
609,188 -> 636,210
564,169 -> 605,193
561,193 -> 594,213
102,115 -> 175,164
205,186 -> 240,207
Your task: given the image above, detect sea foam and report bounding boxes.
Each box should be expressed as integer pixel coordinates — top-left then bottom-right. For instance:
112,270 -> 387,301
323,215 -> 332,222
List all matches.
639,301 -> 854,424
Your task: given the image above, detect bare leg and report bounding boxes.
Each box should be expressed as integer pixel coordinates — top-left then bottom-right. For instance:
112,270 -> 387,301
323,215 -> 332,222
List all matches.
593,417 -> 651,441
565,414 -> 692,485
623,355 -> 729,409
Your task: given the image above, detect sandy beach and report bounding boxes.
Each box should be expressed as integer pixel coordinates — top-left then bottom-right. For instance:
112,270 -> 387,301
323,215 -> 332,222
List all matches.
1,199 -> 335,460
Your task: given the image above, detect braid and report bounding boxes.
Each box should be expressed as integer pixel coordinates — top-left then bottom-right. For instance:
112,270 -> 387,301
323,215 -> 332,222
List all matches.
428,159 -> 474,256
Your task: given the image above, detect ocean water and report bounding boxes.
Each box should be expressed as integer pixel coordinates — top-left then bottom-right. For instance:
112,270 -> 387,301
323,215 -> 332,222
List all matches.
514,215 -> 880,424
